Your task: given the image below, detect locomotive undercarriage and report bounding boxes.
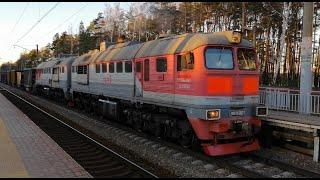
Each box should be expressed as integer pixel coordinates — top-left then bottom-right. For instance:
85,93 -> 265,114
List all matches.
37,89 -> 260,155
72,91 -> 199,148
35,85 -> 66,103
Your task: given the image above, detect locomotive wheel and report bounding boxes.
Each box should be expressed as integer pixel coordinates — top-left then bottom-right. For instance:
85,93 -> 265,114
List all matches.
179,131 -> 193,148
176,120 -> 194,148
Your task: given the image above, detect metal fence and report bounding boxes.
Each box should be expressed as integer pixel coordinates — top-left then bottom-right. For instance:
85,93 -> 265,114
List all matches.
259,87 -> 320,115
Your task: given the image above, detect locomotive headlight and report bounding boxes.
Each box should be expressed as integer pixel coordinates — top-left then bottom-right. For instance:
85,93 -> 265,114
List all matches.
256,106 -> 268,117
206,109 -> 220,120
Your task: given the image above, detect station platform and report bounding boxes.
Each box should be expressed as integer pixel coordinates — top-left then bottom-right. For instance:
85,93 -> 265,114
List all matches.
262,110 -> 320,162
0,92 -> 92,178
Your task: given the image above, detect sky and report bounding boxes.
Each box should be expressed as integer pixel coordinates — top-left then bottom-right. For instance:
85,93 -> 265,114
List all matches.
0,2 -> 132,65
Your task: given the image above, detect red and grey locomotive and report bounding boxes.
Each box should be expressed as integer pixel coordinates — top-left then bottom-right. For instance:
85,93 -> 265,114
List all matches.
33,31 -> 267,156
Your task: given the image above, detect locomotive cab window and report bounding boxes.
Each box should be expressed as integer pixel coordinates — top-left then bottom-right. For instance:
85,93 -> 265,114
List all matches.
125,61 -> 132,73
116,62 -> 123,73
96,64 -> 100,73
72,66 -> 75,73
205,47 -> 233,69
109,62 -> 114,73
62,67 -> 64,73
102,63 -> 107,73
156,58 -> 167,72
177,53 -> 194,71
237,48 -> 257,70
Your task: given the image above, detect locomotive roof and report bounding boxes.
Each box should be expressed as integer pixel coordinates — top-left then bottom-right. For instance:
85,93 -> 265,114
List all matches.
72,31 -> 253,65
53,56 -> 77,67
135,32 -> 253,58
95,41 -> 144,63
36,58 -> 61,69
72,49 -> 100,66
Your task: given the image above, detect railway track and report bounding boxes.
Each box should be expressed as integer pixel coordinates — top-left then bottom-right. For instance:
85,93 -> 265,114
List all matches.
213,154 -> 319,178
2,84 -> 320,178
159,133 -> 320,178
0,88 -> 158,178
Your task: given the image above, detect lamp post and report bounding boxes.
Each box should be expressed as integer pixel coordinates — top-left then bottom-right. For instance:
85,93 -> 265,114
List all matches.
299,2 -> 314,115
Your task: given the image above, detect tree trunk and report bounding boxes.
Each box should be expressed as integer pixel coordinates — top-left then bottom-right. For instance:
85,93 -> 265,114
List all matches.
273,2 -> 291,85
242,2 -> 246,31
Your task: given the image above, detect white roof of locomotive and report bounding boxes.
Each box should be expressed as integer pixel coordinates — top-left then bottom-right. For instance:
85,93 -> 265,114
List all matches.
36,58 -> 61,69
71,31 -> 254,65
72,49 -> 100,66
53,56 -> 76,68
96,42 -> 143,62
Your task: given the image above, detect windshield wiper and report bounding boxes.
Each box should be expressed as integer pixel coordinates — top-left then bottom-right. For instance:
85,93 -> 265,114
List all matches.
217,47 -> 224,63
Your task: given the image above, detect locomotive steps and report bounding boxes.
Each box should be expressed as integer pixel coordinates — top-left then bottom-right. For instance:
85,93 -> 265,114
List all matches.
2,83 -> 320,178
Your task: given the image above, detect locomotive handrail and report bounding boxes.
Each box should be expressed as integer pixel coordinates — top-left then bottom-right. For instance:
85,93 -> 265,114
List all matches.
260,86 -> 320,94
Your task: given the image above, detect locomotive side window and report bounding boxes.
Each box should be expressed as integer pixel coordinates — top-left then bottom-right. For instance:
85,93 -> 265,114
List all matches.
53,68 -> 58,74
144,59 -> 149,81
136,62 -> 142,72
237,48 -> 257,70
116,62 -> 123,73
77,65 -> 87,74
96,64 -> 100,73
102,63 -> 107,73
72,66 -> 75,73
77,66 -> 83,74
83,65 -> 87,74
109,62 -> 114,73
62,67 -> 64,73
156,58 -> 167,72
177,53 -> 194,71
125,61 -> 132,73
205,48 -> 233,69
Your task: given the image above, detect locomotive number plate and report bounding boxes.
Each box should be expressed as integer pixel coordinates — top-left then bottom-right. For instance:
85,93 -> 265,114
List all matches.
230,110 -> 245,116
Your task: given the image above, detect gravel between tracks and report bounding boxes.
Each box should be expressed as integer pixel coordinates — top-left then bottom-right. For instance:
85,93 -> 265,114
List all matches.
253,146 -> 320,174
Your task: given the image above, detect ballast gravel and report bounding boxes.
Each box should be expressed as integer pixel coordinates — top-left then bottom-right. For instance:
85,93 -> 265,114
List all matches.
253,146 -> 320,174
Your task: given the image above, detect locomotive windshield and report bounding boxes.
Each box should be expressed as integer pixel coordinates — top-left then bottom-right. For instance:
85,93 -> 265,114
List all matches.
237,48 -> 256,70
205,47 -> 233,69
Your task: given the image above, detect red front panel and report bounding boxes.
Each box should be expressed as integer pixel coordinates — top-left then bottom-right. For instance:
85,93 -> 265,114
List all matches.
174,46 -> 259,98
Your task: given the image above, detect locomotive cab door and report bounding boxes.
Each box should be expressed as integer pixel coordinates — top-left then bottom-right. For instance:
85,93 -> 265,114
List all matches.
134,59 -> 144,97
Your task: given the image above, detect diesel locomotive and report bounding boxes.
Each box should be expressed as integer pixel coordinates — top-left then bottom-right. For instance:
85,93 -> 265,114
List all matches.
2,31 -> 267,156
